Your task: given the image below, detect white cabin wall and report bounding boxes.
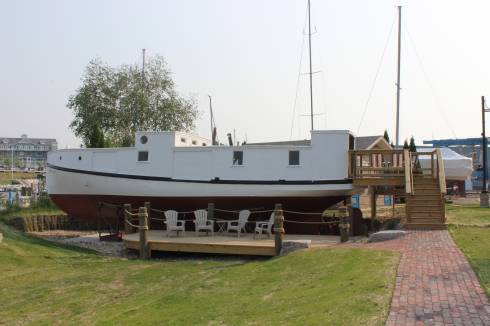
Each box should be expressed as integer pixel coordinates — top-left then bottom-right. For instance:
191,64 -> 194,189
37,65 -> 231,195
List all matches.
47,130 -> 352,182
134,132 -> 174,177
210,147 -> 313,181
173,149 -> 213,180
310,130 -> 350,180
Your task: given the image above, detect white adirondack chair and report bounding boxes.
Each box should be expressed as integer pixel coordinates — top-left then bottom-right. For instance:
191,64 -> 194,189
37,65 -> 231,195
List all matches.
193,209 -> 214,236
254,212 -> 275,239
226,210 -> 251,238
164,210 -> 185,237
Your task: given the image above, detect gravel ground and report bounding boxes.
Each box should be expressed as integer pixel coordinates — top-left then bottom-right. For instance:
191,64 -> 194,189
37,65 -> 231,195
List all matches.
30,231 -> 131,257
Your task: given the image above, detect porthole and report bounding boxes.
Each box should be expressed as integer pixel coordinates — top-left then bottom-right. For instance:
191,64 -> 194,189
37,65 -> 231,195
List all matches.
140,135 -> 148,144
78,156 -> 82,161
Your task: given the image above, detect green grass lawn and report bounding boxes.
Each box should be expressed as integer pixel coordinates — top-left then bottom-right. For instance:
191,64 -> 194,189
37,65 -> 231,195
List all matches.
449,225 -> 490,298
446,204 -> 490,226
0,223 -> 399,325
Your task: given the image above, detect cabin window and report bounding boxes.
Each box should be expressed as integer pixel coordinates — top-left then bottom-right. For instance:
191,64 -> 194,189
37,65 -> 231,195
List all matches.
78,156 -> 82,161
180,137 -> 186,143
138,151 -> 149,162
192,140 -> 197,145
202,143 -> 207,146
233,151 -> 243,165
289,151 -> 300,165
140,135 -> 148,144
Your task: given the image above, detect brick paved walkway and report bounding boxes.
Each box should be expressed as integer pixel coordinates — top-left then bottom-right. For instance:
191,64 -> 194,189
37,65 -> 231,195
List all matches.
361,231 -> 490,326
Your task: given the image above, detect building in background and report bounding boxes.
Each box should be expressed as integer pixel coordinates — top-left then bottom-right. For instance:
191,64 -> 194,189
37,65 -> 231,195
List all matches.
0,135 -> 57,171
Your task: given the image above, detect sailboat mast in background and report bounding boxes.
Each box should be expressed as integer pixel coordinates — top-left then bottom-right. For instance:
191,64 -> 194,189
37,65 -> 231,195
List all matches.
395,6 -> 402,147
307,0 -> 314,131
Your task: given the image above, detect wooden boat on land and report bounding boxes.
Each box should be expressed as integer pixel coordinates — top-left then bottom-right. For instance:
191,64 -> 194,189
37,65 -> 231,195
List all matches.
46,130 -> 356,231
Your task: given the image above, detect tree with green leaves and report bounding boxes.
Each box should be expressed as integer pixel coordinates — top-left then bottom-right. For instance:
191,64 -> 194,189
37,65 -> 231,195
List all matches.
409,136 -> 417,152
68,55 -> 198,147
403,139 -> 409,149
87,121 -> 105,148
383,130 -> 390,144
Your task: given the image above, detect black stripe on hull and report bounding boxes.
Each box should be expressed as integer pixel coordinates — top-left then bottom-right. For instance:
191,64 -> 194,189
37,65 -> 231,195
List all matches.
47,164 -> 353,185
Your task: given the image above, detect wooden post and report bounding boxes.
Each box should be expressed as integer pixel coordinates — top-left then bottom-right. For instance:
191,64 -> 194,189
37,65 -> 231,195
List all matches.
370,186 -> 377,231
144,201 -> 151,230
207,203 -> 215,220
338,206 -> 349,243
139,206 -> 149,259
273,203 -> 284,256
123,204 -> 132,234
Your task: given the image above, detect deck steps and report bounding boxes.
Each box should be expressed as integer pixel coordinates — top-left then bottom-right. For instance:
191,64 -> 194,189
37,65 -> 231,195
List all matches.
404,177 -> 445,230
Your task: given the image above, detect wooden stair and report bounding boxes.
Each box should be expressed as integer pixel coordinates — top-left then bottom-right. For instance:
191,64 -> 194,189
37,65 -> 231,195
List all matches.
404,176 -> 446,230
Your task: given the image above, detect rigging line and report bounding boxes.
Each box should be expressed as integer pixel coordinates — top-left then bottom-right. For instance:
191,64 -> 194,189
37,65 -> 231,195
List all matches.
356,11 -> 397,135
403,20 -> 458,139
289,4 -> 309,140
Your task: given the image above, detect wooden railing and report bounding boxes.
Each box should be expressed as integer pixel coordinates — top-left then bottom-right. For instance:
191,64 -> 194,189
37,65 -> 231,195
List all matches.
404,150 -> 413,194
348,149 -> 406,179
436,149 -> 446,195
409,151 -> 439,178
348,149 -> 413,191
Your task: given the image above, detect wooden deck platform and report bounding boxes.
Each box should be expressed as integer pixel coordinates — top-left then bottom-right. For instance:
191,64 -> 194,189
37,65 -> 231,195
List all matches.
123,231 -> 340,256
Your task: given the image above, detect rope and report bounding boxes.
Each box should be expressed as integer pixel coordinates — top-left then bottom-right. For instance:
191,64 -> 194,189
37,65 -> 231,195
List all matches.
282,210 -> 325,216
356,10 -> 397,135
283,219 -> 340,225
99,202 -> 123,209
149,217 -> 166,222
123,209 -> 139,217
124,218 -> 148,230
150,208 -> 205,215
214,208 -> 240,213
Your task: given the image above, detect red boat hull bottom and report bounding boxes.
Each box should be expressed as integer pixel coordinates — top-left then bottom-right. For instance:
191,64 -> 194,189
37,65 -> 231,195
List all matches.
50,194 -> 350,234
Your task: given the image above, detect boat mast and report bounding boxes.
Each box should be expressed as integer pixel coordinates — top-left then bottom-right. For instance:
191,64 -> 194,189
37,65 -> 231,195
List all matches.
395,6 -> 402,147
208,95 -> 217,145
308,0 -> 314,131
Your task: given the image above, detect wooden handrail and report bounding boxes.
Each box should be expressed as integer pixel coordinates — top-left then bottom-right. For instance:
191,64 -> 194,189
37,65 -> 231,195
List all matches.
349,149 -> 404,155
436,148 -> 446,195
403,149 -> 413,194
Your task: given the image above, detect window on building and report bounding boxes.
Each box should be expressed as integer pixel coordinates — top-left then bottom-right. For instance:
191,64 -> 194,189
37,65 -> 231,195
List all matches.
233,151 -> 243,165
140,135 -> 148,144
289,151 -> 300,165
138,151 -> 149,162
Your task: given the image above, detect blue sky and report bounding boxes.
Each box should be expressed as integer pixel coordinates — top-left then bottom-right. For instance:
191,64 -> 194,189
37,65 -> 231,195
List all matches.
1,0 -> 490,147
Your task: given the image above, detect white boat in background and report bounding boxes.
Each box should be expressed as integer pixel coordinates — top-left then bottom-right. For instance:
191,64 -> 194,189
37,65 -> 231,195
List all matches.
46,130 -> 355,223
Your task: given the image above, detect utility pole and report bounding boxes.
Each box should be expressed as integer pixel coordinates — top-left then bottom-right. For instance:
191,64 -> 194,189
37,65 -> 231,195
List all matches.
307,0 -> 314,131
481,96 -> 489,207
395,6 -> 402,148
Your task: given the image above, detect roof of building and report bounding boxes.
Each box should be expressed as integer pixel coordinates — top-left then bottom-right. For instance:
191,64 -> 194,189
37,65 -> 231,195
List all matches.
355,135 -> 388,150
247,135 -> 391,149
0,137 -> 57,145
246,140 -> 311,146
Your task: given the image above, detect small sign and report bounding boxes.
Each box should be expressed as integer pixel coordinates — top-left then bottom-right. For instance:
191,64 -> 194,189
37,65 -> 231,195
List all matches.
351,194 -> 360,209
7,191 -> 16,204
384,195 -> 392,206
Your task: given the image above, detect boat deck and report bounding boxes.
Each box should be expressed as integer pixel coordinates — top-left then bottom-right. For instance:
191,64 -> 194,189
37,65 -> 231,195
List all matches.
123,231 -> 340,256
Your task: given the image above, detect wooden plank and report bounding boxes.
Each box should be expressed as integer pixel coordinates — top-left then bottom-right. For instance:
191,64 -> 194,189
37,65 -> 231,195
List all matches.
404,149 -> 412,194
436,149 -> 447,195
349,149 -> 404,155
149,241 -> 275,256
353,179 -> 404,186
